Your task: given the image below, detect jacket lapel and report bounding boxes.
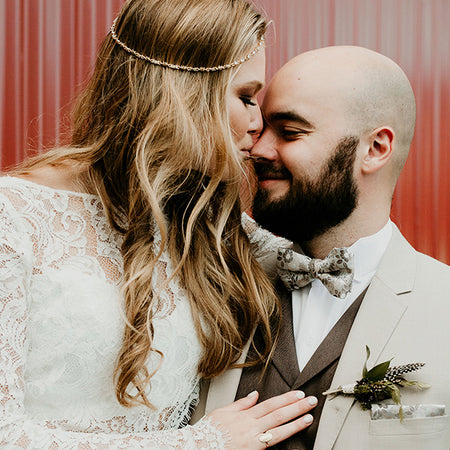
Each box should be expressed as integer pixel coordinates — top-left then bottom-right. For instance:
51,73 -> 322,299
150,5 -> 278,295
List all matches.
314,226 -> 415,450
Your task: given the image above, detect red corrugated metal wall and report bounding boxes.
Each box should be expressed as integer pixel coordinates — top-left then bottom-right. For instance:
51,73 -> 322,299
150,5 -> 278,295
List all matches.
1,0 -> 449,264
1,0 -> 124,166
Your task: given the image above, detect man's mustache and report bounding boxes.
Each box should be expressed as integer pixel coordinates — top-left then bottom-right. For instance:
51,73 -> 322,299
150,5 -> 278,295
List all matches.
250,157 -> 291,179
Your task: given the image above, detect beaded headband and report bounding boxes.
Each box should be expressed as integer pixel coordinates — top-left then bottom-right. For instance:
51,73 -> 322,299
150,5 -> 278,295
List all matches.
110,17 -> 264,72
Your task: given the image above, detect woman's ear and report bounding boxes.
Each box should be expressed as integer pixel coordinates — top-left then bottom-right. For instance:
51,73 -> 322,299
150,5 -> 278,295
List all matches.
361,127 -> 395,174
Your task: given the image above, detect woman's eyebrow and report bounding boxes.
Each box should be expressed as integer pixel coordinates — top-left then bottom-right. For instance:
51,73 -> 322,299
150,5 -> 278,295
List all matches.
239,81 -> 265,91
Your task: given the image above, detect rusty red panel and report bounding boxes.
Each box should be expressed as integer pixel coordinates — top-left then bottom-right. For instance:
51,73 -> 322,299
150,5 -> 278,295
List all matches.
1,0 -> 448,263
1,0 -> 125,165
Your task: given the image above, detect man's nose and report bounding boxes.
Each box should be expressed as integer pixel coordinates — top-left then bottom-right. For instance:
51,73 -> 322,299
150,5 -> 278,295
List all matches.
251,129 -> 278,161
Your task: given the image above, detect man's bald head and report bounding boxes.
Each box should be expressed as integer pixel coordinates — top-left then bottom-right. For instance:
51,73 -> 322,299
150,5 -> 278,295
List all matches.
269,46 -> 416,177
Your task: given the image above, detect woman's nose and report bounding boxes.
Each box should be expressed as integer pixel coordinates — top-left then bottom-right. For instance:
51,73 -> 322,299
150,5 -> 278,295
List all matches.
248,104 -> 263,143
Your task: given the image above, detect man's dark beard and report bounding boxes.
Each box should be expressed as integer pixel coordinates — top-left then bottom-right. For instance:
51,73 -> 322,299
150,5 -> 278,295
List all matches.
252,136 -> 359,244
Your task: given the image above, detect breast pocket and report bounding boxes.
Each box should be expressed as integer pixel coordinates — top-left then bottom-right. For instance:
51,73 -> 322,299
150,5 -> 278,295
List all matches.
369,415 -> 449,450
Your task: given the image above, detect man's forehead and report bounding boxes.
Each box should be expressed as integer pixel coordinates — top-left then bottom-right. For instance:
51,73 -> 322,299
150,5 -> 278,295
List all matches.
262,74 -> 321,124
270,53 -> 362,100
263,63 -> 352,122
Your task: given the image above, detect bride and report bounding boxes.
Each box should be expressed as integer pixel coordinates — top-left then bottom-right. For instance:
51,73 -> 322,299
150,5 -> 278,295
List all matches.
0,0 -> 315,448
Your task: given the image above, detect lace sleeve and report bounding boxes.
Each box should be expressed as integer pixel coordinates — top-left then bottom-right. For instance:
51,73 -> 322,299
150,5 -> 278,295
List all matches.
242,212 -> 292,280
0,198 -> 229,448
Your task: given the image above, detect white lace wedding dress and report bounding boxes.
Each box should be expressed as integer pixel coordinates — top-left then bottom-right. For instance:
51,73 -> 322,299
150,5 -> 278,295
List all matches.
0,176 -> 229,449
0,176 -> 287,449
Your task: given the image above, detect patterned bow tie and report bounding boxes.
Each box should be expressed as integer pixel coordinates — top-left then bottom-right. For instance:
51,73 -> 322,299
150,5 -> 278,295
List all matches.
277,247 -> 354,298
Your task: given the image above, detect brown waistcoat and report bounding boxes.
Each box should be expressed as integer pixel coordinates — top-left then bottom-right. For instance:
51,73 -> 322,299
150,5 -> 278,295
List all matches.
236,282 -> 367,450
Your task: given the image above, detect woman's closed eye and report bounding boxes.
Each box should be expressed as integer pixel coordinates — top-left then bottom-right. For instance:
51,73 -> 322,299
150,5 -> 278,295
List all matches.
240,96 -> 257,107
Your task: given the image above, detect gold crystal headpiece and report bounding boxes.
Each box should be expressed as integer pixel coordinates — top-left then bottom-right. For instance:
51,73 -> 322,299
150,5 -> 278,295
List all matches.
110,18 -> 264,72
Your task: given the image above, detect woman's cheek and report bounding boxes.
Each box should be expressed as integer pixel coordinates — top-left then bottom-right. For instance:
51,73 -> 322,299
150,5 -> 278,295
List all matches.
229,102 -> 250,143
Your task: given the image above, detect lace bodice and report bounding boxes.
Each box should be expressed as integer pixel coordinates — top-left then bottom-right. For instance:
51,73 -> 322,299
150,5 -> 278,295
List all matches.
0,176 -> 229,449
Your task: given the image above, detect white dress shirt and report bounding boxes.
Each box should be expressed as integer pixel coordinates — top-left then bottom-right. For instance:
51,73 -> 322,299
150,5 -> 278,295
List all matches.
292,220 -> 393,371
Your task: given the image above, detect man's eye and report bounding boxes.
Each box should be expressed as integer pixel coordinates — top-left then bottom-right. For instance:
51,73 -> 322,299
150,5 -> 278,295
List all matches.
240,96 -> 257,106
281,129 -> 304,140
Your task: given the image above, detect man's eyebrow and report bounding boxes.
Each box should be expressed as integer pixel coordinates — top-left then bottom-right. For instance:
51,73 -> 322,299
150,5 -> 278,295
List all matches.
266,111 -> 314,129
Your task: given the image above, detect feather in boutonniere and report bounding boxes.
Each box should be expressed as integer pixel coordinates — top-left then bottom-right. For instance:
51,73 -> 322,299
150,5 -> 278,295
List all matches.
323,346 -> 430,419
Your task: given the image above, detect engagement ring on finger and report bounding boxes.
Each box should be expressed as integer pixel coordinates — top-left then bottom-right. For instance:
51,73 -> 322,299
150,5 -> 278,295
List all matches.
258,432 -> 273,447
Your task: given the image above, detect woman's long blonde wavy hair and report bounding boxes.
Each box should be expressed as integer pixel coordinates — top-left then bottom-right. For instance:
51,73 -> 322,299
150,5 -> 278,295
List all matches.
16,0 -> 279,408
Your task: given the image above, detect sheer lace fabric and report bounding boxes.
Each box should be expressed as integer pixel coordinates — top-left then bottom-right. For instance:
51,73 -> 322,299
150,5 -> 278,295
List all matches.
241,212 -> 292,280
0,176 -> 228,448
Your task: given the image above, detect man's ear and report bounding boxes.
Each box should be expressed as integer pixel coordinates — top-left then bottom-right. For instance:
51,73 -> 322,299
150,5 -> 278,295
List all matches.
361,126 -> 394,174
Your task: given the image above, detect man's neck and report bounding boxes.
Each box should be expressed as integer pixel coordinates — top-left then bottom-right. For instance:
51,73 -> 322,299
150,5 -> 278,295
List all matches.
298,211 -> 390,259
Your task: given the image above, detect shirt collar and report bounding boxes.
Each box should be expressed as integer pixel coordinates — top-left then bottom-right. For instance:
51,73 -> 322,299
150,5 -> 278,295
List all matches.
348,219 -> 393,281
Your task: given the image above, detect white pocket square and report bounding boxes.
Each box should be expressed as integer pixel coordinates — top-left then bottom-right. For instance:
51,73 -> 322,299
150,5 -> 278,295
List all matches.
371,403 -> 446,420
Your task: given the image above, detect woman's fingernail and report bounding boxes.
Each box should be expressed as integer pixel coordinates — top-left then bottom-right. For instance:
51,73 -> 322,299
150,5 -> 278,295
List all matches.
296,391 -> 305,399
303,414 -> 314,424
247,390 -> 258,397
308,396 -> 318,406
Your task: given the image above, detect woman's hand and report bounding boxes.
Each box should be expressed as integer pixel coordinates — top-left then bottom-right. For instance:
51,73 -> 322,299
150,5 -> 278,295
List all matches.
207,390 -> 317,449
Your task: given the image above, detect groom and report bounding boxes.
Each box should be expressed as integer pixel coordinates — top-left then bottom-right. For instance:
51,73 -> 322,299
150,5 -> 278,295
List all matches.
194,46 -> 450,449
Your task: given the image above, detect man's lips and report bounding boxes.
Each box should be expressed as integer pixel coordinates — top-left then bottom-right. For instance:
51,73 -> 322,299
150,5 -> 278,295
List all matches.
257,173 -> 287,181
253,162 -> 291,184
258,178 -> 289,191
256,172 -> 291,193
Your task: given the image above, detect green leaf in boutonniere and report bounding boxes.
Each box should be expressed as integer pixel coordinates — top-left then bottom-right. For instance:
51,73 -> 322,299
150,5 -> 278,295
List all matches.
363,345 -> 392,382
323,346 -> 430,417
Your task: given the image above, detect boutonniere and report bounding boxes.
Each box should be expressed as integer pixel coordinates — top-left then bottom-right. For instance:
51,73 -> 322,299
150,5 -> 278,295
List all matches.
323,346 -> 430,418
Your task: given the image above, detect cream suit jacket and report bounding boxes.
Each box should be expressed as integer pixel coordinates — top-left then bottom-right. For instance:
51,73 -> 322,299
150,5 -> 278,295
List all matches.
192,226 -> 450,449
